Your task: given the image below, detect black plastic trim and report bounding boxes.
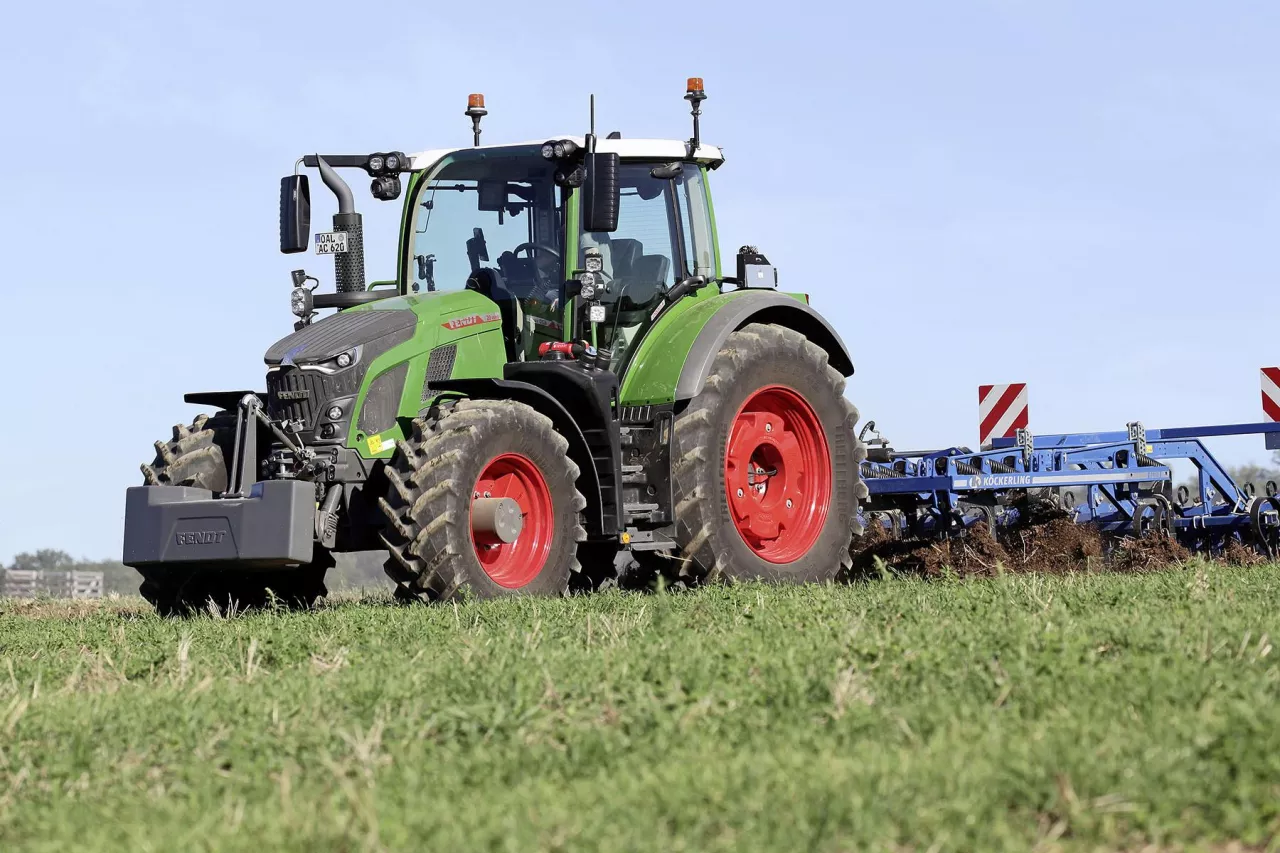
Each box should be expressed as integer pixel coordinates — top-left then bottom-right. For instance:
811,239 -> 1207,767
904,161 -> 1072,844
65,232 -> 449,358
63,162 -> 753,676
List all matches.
313,290 -> 398,309
184,391 -> 259,410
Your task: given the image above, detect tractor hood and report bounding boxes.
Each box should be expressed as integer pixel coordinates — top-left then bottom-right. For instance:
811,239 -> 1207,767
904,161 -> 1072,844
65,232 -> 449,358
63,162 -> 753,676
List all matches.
264,309 -> 417,367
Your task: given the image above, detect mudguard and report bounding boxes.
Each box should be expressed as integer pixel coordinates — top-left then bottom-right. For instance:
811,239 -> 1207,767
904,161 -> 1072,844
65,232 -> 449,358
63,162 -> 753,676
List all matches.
619,290 -> 855,406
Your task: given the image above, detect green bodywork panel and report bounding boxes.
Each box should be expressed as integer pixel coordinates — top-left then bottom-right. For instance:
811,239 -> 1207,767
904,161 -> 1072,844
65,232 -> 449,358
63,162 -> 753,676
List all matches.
618,289 -> 807,407
343,289 -> 507,459
331,157 -> 757,453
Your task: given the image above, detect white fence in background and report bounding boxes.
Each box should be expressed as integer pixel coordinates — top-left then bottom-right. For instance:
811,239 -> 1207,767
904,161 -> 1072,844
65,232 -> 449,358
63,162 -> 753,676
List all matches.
1,570 -> 104,599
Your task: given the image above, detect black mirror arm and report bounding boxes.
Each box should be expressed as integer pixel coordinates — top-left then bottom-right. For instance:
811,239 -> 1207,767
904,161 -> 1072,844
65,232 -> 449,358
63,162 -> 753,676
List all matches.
663,275 -> 708,304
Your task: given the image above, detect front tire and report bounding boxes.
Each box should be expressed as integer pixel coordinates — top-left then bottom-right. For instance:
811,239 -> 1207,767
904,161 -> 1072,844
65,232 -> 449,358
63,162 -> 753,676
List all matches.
668,323 -> 867,583
378,399 -> 586,602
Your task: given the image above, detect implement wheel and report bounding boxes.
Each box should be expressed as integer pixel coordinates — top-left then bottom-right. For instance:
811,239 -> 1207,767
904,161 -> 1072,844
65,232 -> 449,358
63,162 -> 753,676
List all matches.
669,323 -> 867,583
379,399 -> 586,602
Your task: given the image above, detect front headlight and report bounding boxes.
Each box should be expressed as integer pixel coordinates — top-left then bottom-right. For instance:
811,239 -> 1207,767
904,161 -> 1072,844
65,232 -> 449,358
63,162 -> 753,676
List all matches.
290,287 -> 313,317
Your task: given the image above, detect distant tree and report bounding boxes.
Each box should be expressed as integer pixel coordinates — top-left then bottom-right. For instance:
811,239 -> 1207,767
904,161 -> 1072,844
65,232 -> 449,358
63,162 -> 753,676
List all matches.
9,549 -> 76,572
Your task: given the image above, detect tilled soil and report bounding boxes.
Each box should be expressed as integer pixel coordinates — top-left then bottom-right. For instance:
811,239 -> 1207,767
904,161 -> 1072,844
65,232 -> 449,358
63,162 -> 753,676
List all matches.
848,502 -> 1254,580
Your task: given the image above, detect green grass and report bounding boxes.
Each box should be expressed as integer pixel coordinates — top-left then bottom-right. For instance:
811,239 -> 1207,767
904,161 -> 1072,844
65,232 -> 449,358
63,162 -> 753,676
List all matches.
1,563 -> 1278,852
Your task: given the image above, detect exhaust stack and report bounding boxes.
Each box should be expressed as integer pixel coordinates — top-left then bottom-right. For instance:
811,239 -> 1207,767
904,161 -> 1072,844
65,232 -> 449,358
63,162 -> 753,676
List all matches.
315,156 -> 365,293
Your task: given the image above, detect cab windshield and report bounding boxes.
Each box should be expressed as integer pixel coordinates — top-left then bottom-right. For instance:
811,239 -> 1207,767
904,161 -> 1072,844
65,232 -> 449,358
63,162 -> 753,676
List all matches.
407,149 -> 564,300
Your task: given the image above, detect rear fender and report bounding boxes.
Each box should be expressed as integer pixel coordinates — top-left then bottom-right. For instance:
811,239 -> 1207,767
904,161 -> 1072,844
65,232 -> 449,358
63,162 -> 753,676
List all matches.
619,290 -> 854,406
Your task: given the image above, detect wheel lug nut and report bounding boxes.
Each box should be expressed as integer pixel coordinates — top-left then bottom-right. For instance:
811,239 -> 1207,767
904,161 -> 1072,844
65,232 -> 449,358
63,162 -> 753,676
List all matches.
484,491 -> 492,498
737,488 -> 744,498
765,423 -> 772,432
786,499 -> 793,508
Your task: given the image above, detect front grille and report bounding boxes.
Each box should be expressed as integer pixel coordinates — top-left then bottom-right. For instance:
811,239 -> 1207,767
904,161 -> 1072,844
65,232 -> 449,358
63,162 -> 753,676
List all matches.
267,369 -> 319,427
267,367 -> 360,439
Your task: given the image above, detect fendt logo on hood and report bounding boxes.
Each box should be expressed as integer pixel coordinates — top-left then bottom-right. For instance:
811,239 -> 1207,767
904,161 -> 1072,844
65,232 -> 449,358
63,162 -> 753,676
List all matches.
441,312 -> 501,331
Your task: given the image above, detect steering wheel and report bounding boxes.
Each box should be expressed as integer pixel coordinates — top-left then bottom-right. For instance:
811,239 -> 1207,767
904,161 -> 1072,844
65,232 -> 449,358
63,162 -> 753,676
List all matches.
512,242 -> 561,260
509,242 -> 562,299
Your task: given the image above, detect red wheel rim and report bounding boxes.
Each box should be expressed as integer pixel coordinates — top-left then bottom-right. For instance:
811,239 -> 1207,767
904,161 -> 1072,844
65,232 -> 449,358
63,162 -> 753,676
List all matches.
725,385 -> 832,564
471,453 -> 554,588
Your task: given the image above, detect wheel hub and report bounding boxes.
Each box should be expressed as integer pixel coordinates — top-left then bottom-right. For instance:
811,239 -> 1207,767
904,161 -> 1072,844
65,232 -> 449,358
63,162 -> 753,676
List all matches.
725,385 -> 832,563
471,453 -> 553,588
471,497 -> 524,543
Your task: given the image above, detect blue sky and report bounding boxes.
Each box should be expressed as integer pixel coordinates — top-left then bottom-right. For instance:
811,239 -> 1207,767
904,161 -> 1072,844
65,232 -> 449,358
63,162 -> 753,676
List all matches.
3,0 -> 1279,562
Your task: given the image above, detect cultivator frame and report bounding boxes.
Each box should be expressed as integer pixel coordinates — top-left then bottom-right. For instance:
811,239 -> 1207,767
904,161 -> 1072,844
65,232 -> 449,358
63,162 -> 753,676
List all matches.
860,419 -> 1280,558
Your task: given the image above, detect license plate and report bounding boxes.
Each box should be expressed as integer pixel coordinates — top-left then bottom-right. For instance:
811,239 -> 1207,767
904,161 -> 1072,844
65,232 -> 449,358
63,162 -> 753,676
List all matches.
315,232 -> 349,255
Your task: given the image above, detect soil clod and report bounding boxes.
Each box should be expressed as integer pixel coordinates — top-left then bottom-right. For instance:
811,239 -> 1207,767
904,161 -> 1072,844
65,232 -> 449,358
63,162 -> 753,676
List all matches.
848,500 -> 1255,579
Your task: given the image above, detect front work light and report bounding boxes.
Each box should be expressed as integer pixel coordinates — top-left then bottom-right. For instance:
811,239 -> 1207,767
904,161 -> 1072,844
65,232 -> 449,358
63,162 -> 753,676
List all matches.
290,287 -> 313,317
541,139 -> 580,160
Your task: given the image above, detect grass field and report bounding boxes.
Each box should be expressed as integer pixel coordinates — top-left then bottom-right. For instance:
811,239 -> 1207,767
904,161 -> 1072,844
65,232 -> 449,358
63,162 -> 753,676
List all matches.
1,563 -> 1279,852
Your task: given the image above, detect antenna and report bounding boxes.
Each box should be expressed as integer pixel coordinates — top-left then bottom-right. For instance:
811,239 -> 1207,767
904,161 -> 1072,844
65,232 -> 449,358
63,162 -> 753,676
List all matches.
586,94 -> 597,157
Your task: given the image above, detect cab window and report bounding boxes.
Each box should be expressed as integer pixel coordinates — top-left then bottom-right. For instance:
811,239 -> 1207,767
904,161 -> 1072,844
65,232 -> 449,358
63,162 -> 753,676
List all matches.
408,153 -> 563,299
580,163 -> 715,370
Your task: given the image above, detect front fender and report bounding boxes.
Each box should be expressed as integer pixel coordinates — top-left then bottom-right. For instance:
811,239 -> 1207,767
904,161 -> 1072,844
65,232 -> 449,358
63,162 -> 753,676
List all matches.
619,290 -> 854,406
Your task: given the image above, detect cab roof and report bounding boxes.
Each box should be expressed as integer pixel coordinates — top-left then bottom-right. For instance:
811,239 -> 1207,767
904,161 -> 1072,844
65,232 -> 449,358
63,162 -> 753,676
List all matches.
408,137 -> 725,172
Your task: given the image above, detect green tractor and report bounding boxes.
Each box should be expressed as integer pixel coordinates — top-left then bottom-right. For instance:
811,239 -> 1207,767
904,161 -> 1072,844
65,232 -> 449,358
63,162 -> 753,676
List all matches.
123,81 -> 868,613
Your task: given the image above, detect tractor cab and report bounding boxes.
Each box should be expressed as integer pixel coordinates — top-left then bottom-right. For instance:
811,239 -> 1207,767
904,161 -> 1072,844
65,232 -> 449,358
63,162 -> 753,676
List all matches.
402,142 -> 722,370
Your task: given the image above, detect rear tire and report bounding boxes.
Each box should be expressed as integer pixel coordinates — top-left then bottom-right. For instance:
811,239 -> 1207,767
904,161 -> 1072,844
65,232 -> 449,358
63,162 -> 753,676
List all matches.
378,399 -> 587,602
668,323 -> 867,583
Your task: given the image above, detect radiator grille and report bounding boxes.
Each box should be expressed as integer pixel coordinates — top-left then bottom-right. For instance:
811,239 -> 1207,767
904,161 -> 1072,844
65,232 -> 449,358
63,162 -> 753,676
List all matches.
266,367 -> 360,440
266,369 -> 322,428
423,344 -> 457,398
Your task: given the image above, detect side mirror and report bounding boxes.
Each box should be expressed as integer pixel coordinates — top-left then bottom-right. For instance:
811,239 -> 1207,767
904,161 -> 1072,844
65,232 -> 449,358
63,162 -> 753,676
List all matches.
279,175 -> 311,254
583,152 -> 620,233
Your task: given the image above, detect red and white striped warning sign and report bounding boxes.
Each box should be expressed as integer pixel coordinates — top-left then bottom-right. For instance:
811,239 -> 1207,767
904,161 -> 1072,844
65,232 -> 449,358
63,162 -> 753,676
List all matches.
1261,368 -> 1280,422
979,383 -> 1029,447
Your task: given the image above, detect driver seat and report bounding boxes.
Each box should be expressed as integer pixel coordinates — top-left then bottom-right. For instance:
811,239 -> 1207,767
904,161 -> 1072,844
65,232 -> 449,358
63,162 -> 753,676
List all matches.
465,268 -> 523,362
